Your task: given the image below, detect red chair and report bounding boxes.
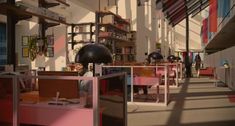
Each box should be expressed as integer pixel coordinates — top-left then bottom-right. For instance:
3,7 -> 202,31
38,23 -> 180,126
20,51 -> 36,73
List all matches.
199,67 -> 214,77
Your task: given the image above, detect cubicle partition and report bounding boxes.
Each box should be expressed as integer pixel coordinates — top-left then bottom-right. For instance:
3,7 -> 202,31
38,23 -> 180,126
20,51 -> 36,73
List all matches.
102,65 -> 173,106
0,76 -> 16,126
0,72 -> 127,126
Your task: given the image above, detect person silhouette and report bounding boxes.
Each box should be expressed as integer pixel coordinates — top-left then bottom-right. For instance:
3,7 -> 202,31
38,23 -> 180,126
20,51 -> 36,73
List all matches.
195,53 -> 201,77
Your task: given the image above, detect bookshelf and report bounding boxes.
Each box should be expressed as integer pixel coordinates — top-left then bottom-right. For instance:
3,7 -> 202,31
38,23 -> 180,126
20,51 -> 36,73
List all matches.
95,11 -> 136,63
68,22 -> 95,49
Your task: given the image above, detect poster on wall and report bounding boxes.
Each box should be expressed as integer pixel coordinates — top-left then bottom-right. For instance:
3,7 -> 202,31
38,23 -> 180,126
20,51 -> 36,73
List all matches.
22,36 -> 29,46
22,47 -> 29,57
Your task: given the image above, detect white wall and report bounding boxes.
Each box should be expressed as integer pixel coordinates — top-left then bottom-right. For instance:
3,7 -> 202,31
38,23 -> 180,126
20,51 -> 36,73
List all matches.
204,46 -> 235,90
69,0 -> 99,12
13,0 -> 72,71
203,0 -> 235,90
136,0 -> 157,61
67,0 -> 158,63
16,18 -> 67,71
174,16 -> 203,52
66,1 -> 96,63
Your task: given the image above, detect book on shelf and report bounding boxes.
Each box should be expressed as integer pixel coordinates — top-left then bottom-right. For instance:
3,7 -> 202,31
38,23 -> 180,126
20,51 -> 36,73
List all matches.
99,32 -> 113,37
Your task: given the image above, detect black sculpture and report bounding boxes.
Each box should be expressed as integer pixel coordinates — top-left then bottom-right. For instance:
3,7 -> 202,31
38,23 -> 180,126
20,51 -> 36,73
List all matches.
147,52 -> 163,64
75,43 -> 112,76
167,55 -> 176,63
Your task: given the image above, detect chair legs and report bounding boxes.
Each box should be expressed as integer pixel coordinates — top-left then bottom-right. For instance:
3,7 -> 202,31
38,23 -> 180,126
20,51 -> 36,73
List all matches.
156,85 -> 160,103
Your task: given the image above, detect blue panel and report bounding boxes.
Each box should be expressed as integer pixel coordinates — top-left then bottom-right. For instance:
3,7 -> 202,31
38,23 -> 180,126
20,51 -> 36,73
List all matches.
218,0 -> 231,18
0,23 -> 7,66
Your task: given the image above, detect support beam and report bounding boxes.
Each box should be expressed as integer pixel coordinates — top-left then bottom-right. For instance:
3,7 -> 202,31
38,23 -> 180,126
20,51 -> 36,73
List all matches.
95,12 -> 100,43
7,0 -> 17,70
185,15 -> 191,78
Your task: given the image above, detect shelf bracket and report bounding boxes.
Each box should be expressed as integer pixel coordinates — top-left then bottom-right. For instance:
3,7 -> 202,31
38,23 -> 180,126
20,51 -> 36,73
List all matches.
16,15 -> 32,22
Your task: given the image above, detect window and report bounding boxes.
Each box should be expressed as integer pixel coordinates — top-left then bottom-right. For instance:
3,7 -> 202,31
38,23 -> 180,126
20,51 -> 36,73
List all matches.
0,23 -> 7,65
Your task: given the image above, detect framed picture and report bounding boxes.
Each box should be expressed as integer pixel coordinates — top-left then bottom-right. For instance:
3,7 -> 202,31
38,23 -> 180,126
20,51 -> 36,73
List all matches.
22,47 -> 29,57
47,35 -> 54,46
22,36 -> 29,46
46,47 -> 54,57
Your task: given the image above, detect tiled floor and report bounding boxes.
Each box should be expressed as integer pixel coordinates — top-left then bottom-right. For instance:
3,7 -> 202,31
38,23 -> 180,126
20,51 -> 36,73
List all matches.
128,77 -> 235,126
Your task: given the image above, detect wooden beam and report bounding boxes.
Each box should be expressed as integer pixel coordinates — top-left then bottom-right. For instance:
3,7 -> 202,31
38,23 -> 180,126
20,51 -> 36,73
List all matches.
15,1 -> 67,24
45,21 -> 60,29
16,15 -> 32,21
0,4 -> 68,25
54,0 -> 70,7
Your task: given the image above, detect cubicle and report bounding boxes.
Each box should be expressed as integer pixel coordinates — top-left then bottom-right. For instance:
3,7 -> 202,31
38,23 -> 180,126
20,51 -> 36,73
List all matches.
102,64 -> 180,106
0,72 -> 127,126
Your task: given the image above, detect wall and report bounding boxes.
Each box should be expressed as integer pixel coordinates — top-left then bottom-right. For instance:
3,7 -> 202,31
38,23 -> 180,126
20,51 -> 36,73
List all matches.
66,1 -> 96,63
14,0 -> 99,70
14,0 -> 69,71
203,0 -> 235,90
69,0 -> 99,12
136,0 -> 157,62
16,19 -> 67,71
98,0 -> 157,62
67,0 -> 158,63
204,46 -> 235,90
173,16 -> 203,52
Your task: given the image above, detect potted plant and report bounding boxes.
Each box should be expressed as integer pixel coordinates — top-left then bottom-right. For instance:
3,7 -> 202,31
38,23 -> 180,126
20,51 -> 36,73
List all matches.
28,36 -> 48,61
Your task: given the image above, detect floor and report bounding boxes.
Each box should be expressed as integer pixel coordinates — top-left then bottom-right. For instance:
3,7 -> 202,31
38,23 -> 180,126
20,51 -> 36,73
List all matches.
128,77 -> 235,126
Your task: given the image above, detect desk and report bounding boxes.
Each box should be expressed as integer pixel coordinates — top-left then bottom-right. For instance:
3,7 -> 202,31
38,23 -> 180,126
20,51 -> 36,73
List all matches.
20,103 -> 93,126
19,92 -> 94,126
134,77 -> 161,86
0,73 -> 127,126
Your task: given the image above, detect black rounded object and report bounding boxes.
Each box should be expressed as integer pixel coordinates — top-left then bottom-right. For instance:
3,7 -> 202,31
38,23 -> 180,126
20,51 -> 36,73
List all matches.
75,43 -> 112,64
148,52 -> 163,60
167,55 -> 176,62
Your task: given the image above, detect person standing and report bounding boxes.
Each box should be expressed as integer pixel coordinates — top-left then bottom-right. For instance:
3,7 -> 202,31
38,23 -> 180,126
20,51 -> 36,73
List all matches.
195,53 -> 201,77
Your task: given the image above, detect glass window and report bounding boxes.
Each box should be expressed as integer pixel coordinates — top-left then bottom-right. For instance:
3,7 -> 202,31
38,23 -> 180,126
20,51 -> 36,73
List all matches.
0,23 -> 7,66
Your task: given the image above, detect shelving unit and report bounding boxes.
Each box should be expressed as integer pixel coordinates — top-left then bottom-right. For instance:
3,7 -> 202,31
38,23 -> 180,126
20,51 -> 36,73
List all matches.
68,22 -> 95,49
95,11 -> 136,63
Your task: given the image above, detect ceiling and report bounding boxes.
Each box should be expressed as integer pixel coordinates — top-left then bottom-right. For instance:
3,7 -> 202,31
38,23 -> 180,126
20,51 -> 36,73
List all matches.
69,0 -> 117,12
69,0 -> 100,11
157,0 -> 209,26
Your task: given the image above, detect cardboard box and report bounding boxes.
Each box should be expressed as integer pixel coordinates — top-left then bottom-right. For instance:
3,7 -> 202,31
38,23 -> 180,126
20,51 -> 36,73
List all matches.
102,15 -> 114,24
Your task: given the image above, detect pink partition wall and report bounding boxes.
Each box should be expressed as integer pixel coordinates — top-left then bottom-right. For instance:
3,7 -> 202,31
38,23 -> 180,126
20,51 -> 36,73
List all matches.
0,77 -> 13,126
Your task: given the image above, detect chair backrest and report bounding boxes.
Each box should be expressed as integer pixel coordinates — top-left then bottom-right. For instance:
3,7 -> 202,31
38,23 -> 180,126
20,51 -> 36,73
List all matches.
156,67 -> 165,76
133,67 -> 155,77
